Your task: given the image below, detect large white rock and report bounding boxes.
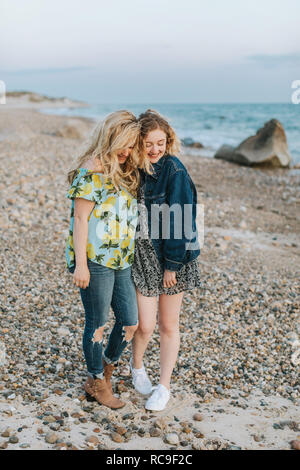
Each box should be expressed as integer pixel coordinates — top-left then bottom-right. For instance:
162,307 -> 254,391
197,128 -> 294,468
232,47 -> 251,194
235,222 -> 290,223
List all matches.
214,119 -> 292,167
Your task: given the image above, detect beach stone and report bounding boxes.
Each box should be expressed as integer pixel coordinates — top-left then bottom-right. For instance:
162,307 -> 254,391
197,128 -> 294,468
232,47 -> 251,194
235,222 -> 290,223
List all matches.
111,432 -> 124,443
154,418 -> 168,430
8,435 -> 19,444
19,443 -> 31,448
180,440 -> 189,446
182,137 -> 194,146
273,422 -> 285,430
214,119 -> 291,167
193,413 -> 203,422
55,443 -> 68,450
114,425 -> 127,436
288,421 -> 300,432
253,434 -> 263,442
191,142 -> 203,149
45,432 -> 58,444
49,423 -> 61,431
45,415 -> 56,423
149,427 -> 161,437
1,428 -> 11,438
122,413 -> 134,420
290,440 -> 300,450
85,436 -> 99,446
165,433 -> 179,446
182,425 -> 192,434
117,383 -> 127,392
182,137 -> 204,149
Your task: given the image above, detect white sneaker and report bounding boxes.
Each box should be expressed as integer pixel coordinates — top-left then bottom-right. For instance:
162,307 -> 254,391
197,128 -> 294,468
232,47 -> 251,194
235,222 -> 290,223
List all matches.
145,384 -> 170,411
130,357 -> 152,395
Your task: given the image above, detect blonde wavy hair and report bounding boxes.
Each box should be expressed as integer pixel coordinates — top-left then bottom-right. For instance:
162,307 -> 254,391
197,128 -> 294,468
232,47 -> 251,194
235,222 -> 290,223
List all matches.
137,109 -> 181,157
67,110 -> 152,197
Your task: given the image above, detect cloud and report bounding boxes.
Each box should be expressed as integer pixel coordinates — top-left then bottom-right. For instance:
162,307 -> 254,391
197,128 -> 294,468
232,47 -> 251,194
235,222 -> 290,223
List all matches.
246,53 -> 300,68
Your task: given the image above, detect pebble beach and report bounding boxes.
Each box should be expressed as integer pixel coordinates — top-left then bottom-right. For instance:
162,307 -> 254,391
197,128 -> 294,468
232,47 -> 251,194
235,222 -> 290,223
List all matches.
0,95 -> 299,450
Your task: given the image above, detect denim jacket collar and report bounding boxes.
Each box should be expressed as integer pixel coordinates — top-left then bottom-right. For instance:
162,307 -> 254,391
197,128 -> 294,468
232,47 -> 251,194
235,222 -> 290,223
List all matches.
149,154 -> 167,180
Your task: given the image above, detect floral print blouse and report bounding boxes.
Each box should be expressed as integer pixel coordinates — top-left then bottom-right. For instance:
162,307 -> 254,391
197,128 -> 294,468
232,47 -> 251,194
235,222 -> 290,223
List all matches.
66,168 -> 138,270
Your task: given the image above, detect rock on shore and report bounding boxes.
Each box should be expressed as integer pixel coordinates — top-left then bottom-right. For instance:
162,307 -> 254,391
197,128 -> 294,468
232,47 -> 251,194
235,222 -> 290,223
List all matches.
215,119 -> 292,168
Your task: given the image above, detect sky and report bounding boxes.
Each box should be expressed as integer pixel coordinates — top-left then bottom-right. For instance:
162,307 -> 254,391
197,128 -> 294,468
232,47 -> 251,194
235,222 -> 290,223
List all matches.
0,0 -> 300,103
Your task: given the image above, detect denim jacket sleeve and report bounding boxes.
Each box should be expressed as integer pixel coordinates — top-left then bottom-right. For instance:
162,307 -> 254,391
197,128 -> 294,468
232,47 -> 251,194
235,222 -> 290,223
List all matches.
163,169 -> 196,272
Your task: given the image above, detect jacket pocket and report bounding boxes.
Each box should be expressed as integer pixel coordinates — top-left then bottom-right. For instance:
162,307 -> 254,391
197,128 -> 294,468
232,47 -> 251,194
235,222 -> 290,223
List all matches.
145,192 -> 166,205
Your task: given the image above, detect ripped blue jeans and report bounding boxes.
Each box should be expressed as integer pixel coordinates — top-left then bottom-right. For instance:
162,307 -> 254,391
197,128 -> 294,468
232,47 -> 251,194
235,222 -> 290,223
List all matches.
70,259 -> 138,379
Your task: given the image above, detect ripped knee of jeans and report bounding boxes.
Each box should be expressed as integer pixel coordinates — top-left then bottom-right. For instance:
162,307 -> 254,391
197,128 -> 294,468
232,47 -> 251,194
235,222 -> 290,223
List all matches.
92,325 -> 105,344
123,323 -> 138,343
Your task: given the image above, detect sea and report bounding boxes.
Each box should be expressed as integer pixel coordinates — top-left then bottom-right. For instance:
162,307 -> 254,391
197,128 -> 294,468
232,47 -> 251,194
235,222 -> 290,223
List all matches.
42,103 -> 300,164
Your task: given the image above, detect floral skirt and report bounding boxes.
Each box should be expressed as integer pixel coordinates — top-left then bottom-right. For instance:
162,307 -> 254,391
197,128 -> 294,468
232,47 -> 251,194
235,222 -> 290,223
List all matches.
131,238 -> 202,297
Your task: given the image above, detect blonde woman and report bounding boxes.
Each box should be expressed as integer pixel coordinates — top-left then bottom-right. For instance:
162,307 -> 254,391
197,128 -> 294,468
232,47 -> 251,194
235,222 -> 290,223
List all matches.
66,110 -> 151,409
131,110 -> 201,411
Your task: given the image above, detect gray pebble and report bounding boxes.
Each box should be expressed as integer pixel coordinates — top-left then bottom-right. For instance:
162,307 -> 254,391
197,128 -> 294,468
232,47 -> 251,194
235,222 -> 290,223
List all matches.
165,433 -> 179,445
45,432 -> 58,444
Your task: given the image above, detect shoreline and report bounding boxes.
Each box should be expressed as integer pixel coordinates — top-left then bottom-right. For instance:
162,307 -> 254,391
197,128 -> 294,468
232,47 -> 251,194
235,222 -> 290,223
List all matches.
0,103 -> 299,450
3,91 -> 299,169
1,386 -> 299,450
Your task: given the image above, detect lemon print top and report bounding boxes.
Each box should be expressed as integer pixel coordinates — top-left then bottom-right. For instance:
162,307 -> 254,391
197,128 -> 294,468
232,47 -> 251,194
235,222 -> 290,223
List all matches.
66,168 -> 138,270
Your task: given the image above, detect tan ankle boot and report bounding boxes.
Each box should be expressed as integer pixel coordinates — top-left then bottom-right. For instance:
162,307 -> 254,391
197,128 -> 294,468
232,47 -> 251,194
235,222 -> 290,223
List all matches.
103,361 -> 115,395
84,376 -> 125,409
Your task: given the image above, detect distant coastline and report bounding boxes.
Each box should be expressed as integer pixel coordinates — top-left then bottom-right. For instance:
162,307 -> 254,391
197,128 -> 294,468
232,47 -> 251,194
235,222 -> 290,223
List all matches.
5,90 -> 89,109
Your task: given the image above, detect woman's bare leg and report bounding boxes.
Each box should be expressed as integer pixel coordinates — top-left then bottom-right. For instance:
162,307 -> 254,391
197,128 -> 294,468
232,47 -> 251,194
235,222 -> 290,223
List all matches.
132,289 -> 157,369
158,291 -> 184,389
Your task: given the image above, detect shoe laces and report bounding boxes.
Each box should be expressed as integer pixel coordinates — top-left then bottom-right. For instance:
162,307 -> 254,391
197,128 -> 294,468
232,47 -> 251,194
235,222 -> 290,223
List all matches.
134,366 -> 146,376
153,385 -> 168,398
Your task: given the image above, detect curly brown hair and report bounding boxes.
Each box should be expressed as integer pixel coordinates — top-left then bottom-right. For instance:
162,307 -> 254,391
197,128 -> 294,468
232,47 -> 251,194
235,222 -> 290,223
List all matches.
138,109 -> 181,156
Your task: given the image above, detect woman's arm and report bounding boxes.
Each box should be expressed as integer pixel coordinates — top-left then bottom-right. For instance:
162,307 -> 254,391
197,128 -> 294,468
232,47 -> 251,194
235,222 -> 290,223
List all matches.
73,198 -> 95,289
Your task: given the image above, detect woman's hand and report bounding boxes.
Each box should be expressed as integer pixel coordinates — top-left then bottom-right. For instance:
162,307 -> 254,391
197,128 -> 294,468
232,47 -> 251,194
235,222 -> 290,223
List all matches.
163,270 -> 177,288
73,265 -> 90,289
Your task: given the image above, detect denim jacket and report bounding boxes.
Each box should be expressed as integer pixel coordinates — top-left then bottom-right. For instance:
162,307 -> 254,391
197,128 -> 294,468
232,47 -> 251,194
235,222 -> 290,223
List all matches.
138,154 -> 200,272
